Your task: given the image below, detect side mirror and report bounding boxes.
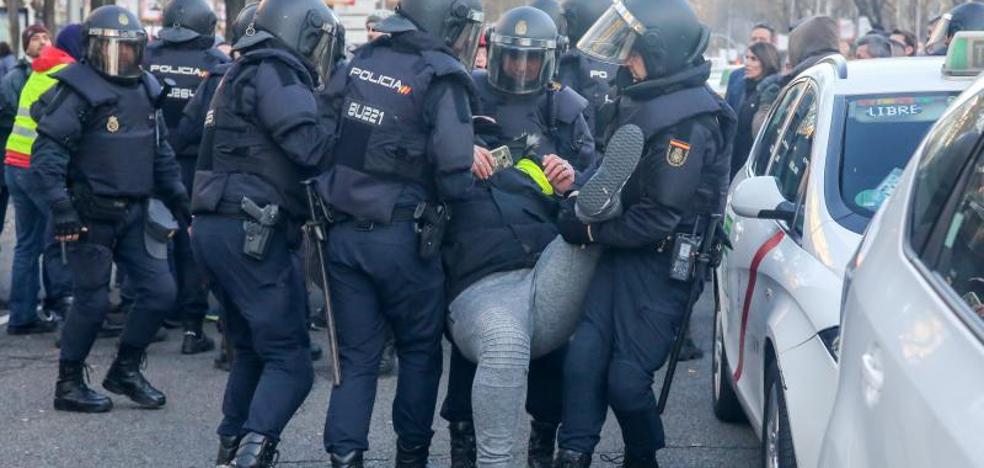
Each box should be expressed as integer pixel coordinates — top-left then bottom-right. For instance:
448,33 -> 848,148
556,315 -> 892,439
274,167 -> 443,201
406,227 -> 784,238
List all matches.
732,176 -> 797,223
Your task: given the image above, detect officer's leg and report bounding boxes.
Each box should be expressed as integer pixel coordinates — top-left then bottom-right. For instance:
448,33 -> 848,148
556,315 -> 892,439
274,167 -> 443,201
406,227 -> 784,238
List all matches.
323,247 -> 385,456
556,255 -> 617,455
371,223 -> 445,457
446,269 -> 533,467
606,252 -> 691,460
526,347 -> 566,468
174,226 -> 213,353
530,236 -> 602,357
191,216 -> 264,438
59,222 -> 116,362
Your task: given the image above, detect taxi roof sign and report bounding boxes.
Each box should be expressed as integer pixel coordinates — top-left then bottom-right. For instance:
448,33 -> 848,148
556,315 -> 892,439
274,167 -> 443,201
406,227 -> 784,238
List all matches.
944,31 -> 984,76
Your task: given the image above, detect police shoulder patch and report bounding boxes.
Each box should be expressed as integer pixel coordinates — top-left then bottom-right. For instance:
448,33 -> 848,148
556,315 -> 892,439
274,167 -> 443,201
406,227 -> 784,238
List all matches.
666,139 -> 691,167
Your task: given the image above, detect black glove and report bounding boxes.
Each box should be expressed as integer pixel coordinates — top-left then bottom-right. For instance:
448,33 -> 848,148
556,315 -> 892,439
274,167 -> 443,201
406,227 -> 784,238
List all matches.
51,199 -> 83,238
167,194 -> 192,229
557,208 -> 593,245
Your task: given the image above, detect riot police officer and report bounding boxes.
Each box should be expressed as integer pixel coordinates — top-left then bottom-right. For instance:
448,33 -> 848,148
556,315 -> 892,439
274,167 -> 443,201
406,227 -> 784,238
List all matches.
188,0 -> 339,466
315,0 -> 483,466
29,6 -> 188,414
142,0 -> 228,355
926,1 -> 984,55
553,0 -> 618,139
552,0 -> 735,466
439,6 -> 595,467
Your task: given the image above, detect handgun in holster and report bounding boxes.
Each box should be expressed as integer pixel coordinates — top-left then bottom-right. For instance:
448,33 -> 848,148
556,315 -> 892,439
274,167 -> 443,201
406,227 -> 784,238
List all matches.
241,196 -> 280,261
414,202 -> 450,260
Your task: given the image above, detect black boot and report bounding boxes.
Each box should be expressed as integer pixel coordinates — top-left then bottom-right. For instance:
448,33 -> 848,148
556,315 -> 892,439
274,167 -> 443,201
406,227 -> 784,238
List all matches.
53,360 -> 113,413
231,432 -> 278,468
330,451 -> 364,468
395,439 -> 430,468
102,344 -> 166,408
622,452 -> 659,468
448,421 -> 476,468
216,435 -> 241,467
553,449 -> 591,468
529,421 -> 558,468
182,320 -> 215,355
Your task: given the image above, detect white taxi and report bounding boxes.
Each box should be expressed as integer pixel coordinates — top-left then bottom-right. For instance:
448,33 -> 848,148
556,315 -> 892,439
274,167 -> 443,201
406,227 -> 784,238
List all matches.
711,48 -> 975,468
819,35 -> 984,468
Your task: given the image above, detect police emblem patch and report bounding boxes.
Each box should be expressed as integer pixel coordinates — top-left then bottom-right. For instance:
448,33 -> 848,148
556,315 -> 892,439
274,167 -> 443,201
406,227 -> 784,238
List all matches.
516,21 -> 528,35
119,14 -> 129,26
666,139 -> 691,167
107,116 -> 120,133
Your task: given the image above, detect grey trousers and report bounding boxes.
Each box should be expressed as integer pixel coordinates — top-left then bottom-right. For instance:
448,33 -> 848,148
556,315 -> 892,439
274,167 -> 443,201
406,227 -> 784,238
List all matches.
448,237 -> 601,467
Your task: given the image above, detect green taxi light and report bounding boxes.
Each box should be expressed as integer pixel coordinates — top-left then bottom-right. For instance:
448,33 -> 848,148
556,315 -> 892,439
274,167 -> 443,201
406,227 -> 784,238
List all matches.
944,31 -> 984,76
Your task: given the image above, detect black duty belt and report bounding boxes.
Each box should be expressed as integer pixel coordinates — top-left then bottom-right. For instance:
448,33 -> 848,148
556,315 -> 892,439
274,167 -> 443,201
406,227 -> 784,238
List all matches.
334,206 -> 418,231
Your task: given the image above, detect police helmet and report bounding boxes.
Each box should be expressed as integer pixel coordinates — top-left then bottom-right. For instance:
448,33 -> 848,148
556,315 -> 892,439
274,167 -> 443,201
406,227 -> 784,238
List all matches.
488,7 -> 560,95
578,0 -> 709,79
229,2 -> 259,47
235,0 -> 340,84
530,0 -> 567,39
83,5 -> 147,80
158,0 -> 217,43
927,1 -> 984,55
376,0 -> 485,70
559,0 -> 612,46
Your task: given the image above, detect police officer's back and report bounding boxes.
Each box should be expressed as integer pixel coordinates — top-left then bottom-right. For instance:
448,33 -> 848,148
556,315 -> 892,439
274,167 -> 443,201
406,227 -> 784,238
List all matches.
188,0 -> 340,466
30,6 -> 188,415
316,0 -> 483,466
553,0 -> 735,465
142,0 -> 228,354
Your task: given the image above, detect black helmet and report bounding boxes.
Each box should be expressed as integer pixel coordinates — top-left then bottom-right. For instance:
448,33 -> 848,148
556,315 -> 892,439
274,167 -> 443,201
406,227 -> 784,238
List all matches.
488,6 -> 560,95
559,0 -> 611,45
927,1 -> 984,55
229,2 -> 259,47
376,0 -> 485,70
235,0 -> 340,84
577,0 -> 709,78
82,5 -> 147,80
158,0 -> 217,43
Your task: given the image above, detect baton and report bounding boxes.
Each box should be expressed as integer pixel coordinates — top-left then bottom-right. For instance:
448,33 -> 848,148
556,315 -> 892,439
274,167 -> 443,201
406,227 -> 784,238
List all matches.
657,214 -> 722,415
303,181 -> 342,386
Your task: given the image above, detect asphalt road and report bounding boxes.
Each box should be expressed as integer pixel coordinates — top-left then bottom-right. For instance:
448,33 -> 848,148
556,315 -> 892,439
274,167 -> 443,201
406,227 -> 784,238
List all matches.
0,213 -> 759,467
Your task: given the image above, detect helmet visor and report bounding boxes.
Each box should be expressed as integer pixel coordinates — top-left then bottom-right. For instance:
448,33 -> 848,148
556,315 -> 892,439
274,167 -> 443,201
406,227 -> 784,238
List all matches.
576,1 -> 644,64
487,37 -> 557,94
310,23 -> 338,87
926,13 -> 953,56
86,32 -> 147,79
450,20 -> 485,71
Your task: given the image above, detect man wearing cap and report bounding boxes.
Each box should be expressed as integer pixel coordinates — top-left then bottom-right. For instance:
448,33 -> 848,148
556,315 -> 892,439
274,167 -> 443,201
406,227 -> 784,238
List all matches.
142,0 -> 229,355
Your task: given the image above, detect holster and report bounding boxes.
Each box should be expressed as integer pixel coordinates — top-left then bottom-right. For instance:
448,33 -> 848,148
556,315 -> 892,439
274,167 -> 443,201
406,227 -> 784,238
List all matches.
240,197 -> 281,261
414,202 -> 450,260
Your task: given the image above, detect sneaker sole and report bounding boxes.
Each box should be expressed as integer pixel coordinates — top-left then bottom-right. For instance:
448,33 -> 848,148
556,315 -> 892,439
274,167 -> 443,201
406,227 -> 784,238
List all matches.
102,381 -> 166,409
576,124 -> 645,221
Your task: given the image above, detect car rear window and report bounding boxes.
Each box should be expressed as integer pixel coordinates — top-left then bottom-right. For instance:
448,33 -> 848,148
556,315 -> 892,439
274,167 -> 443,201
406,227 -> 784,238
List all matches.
841,93 -> 958,216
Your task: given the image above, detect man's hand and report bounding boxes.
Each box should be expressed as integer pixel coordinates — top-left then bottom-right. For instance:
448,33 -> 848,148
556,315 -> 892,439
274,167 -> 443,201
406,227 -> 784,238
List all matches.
472,145 -> 496,180
167,194 -> 193,229
543,154 -> 575,194
52,199 -> 84,242
557,206 -> 593,245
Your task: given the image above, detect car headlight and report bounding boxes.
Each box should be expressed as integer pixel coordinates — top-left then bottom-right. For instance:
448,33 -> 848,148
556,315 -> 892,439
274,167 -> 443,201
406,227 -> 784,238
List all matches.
818,326 -> 841,362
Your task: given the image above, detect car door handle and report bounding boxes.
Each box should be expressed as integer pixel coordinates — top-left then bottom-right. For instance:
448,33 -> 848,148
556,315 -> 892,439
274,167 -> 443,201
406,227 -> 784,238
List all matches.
861,347 -> 884,406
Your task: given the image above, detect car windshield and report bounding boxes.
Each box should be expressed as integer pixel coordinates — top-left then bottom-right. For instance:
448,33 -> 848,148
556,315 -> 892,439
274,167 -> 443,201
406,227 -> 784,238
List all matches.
841,93 -> 958,217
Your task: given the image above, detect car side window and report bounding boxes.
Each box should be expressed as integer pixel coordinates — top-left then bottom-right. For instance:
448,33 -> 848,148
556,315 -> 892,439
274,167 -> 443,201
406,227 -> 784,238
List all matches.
768,86 -> 818,203
751,83 -> 805,176
924,151 -> 984,324
910,94 -> 984,252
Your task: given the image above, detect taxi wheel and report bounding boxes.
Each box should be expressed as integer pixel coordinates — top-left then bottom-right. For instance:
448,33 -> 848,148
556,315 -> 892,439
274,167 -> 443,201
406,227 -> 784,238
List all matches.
762,362 -> 797,468
711,293 -> 746,423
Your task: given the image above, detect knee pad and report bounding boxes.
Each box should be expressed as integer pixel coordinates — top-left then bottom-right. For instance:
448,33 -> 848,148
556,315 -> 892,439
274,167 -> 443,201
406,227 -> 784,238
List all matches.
607,359 -> 655,413
477,313 -> 531,370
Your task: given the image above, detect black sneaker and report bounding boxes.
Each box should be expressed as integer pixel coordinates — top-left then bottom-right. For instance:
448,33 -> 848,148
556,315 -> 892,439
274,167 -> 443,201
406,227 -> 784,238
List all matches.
575,124 -> 645,223
181,331 -> 216,355
7,320 -> 58,336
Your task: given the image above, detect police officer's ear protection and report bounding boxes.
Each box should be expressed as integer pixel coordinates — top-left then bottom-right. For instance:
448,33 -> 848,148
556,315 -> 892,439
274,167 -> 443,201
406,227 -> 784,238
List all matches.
297,10 -> 328,59
636,31 -> 668,76
443,1 -> 473,45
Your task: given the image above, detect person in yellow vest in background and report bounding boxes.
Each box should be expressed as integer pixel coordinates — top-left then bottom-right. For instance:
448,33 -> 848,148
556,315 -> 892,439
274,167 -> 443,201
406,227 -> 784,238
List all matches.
3,25 -> 82,336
